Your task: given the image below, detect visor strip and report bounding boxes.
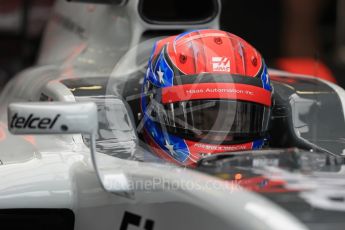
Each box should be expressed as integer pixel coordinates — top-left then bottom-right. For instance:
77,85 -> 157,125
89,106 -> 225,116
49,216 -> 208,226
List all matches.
162,83 -> 272,106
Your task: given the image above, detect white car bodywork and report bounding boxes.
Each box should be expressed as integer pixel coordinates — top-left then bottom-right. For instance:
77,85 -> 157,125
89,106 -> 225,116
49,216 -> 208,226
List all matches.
0,1 -> 319,229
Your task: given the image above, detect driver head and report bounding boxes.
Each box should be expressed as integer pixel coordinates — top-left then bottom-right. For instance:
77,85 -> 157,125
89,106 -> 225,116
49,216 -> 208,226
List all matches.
140,29 -> 272,166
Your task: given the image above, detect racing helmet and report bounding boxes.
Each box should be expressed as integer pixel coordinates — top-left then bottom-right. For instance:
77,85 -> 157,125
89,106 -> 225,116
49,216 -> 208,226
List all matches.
140,29 -> 272,165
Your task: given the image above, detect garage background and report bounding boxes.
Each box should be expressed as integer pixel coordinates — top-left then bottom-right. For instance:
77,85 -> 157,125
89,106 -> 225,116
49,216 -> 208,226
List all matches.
0,0 -> 344,88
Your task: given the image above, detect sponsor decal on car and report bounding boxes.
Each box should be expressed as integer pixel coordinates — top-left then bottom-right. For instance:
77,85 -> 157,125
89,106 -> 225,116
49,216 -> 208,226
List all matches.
10,113 -> 60,129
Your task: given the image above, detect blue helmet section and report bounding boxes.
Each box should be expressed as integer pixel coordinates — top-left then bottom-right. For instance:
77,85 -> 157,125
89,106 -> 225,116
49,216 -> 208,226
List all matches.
252,139 -> 265,150
147,47 -> 174,88
260,62 -> 272,91
142,44 -> 190,163
141,77 -> 190,163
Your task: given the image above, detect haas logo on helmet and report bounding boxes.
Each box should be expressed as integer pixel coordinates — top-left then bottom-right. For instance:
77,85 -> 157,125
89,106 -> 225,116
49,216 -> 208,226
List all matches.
212,57 -> 230,72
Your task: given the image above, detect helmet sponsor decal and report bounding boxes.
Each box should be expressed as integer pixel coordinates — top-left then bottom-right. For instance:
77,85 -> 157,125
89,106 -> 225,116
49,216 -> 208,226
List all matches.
186,140 -> 254,155
212,57 -> 231,72
162,83 -> 272,106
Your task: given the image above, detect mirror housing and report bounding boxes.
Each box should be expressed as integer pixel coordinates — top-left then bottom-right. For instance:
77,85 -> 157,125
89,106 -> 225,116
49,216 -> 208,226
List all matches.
8,102 -> 98,135
7,102 -> 108,193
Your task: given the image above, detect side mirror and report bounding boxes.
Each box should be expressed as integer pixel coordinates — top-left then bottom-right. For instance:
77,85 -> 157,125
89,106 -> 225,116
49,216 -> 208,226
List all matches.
8,102 -> 98,135
8,101 -> 101,176
7,101 -> 135,197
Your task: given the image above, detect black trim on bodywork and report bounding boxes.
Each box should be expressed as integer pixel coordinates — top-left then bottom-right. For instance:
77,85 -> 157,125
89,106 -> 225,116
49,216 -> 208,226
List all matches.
269,75 -> 345,156
138,0 -> 219,25
0,209 -> 74,230
61,77 -> 109,97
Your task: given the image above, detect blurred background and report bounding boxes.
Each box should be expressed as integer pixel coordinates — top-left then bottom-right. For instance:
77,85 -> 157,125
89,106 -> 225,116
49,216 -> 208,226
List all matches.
0,0 -> 54,87
0,0 -> 344,88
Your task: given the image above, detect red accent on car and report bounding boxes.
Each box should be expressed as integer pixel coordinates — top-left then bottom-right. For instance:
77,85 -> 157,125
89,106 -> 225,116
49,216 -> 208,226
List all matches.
276,58 -> 337,83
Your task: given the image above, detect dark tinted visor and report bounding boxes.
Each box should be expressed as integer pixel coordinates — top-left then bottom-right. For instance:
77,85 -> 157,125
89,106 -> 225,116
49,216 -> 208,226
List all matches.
151,99 -> 270,144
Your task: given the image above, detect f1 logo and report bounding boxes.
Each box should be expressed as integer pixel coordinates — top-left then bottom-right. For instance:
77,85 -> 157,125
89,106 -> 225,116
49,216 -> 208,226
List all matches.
120,211 -> 155,230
